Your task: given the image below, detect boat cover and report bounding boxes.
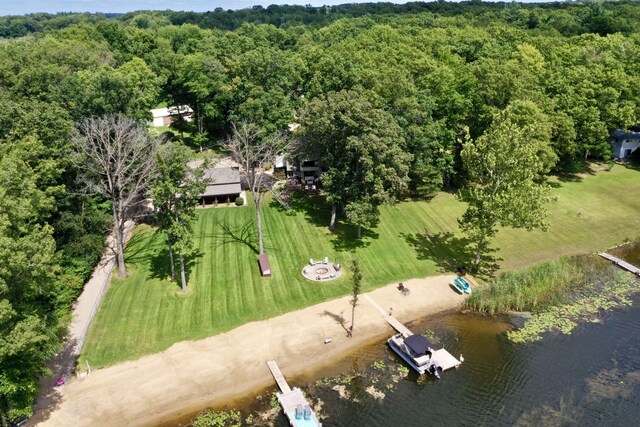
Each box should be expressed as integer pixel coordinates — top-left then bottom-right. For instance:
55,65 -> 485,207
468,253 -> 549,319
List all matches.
405,334 -> 432,355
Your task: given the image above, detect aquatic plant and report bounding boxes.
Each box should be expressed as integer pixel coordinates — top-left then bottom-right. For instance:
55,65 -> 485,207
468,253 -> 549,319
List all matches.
467,255 -> 618,314
508,273 -> 636,343
191,409 -> 241,427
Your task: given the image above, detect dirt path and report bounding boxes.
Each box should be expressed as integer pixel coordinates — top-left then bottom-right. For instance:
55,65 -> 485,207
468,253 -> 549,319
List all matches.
30,221 -> 135,424
37,274 -> 468,427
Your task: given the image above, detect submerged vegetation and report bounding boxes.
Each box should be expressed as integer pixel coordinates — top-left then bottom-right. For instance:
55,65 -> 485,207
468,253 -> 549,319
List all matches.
507,273 -> 636,343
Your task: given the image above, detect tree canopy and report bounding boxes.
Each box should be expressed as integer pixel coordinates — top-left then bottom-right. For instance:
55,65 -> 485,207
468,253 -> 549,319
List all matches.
2,1 -> 640,420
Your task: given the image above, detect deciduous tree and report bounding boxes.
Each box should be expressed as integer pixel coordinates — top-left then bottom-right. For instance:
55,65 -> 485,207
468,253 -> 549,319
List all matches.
151,143 -> 206,292
227,121 -> 291,255
71,114 -> 158,277
349,259 -> 362,336
298,90 -> 411,236
459,101 -> 556,271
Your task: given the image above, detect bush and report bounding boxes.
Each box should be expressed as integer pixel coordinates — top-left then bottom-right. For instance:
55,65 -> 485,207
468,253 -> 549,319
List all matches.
235,197 -> 244,206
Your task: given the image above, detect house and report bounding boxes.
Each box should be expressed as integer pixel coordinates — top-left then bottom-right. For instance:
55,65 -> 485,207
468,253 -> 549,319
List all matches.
610,129 -> 640,159
150,106 -> 193,127
275,155 -> 322,184
199,167 -> 242,205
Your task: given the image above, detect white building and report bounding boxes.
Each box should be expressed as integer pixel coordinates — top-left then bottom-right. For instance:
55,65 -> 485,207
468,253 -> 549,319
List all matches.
610,129 -> 640,159
150,105 -> 193,127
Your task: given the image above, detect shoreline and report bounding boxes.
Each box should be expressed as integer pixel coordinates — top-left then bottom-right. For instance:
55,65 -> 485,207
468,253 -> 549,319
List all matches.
37,274 -> 467,427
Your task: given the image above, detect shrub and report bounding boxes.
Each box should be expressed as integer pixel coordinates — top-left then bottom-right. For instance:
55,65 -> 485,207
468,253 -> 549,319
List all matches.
235,197 -> 244,206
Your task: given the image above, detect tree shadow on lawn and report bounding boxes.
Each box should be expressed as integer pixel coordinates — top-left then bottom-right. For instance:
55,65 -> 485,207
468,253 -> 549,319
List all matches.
401,230 -> 500,279
211,219 -> 260,255
269,192 -> 378,252
125,230 -> 204,289
330,221 -> 378,252
270,191 -> 329,227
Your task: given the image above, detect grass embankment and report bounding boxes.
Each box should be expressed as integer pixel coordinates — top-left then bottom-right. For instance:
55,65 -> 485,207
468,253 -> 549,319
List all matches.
82,166 -> 640,367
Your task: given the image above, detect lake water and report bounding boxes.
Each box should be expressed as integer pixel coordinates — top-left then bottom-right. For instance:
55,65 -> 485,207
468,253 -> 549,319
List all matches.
188,247 -> 640,426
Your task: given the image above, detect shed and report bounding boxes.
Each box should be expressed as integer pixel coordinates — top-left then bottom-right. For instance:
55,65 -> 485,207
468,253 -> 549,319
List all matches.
258,253 -> 272,277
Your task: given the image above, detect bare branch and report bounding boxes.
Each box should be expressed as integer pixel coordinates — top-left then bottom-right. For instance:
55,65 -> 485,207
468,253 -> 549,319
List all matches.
70,114 -> 158,277
226,121 -> 294,254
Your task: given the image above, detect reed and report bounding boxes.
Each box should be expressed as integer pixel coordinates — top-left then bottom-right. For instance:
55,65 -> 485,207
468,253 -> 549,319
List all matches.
466,255 -> 615,314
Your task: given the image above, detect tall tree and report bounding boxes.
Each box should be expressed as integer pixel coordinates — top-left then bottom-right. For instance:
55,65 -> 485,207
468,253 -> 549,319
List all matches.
459,101 -> 556,271
151,143 -> 206,292
71,114 -> 158,277
349,259 -> 362,336
227,121 -> 291,255
298,90 -> 411,236
0,139 -> 60,424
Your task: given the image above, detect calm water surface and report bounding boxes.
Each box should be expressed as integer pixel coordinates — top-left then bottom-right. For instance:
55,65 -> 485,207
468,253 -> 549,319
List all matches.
188,248 -> 640,426
287,296 -> 640,427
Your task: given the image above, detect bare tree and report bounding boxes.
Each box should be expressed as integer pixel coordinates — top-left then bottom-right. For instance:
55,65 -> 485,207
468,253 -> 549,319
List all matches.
71,114 -> 158,277
227,121 -> 291,255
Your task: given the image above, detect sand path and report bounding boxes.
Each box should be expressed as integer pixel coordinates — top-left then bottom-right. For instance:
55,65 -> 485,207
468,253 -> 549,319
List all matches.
37,274 -> 468,427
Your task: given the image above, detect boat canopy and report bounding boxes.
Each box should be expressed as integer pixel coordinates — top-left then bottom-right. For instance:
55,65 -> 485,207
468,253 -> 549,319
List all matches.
405,334 -> 433,356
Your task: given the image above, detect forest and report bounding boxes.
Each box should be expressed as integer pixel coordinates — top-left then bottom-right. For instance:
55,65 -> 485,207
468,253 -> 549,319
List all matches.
1,1 -> 640,422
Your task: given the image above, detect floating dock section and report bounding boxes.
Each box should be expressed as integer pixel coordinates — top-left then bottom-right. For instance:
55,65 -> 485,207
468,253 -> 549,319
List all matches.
599,252 -> 640,275
267,360 -> 322,427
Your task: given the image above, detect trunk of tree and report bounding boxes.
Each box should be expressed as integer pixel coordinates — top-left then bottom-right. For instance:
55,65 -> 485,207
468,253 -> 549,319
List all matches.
112,202 -> 127,278
350,303 -> 356,335
473,233 -> 488,273
179,253 -> 187,293
357,224 -> 362,239
329,204 -> 337,231
255,197 -> 264,254
168,237 -> 176,282
473,249 -> 481,273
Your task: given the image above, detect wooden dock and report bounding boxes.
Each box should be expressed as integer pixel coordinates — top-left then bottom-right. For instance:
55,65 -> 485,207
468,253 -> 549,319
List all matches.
599,252 -> 640,275
364,294 -> 462,373
266,360 -> 321,427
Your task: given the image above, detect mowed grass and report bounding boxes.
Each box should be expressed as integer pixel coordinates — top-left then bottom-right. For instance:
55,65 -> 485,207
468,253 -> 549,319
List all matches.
81,165 -> 640,367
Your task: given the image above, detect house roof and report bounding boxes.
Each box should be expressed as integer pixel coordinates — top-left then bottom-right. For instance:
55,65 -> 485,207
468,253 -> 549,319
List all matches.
150,105 -> 193,118
202,167 -> 240,185
611,129 -> 640,141
200,183 -> 242,197
197,167 -> 242,197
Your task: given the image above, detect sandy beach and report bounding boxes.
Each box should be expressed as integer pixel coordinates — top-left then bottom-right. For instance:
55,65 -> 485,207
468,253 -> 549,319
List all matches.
36,274 -> 468,427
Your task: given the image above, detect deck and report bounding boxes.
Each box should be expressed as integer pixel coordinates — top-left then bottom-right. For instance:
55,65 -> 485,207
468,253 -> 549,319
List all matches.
598,252 -> 640,275
266,360 -> 321,427
431,348 -> 462,371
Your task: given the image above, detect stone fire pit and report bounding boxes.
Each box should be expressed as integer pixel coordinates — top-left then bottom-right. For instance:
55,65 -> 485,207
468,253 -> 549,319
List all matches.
301,260 -> 344,282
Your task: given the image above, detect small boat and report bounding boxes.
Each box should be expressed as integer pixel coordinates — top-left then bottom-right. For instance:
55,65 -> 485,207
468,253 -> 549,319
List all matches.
387,333 -> 442,378
453,277 -> 472,294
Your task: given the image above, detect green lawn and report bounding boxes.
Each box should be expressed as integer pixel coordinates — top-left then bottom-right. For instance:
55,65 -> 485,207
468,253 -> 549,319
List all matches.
81,165 -> 640,368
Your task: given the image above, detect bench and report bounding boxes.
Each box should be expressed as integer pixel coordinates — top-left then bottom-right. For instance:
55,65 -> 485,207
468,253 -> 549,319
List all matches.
257,253 -> 271,277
